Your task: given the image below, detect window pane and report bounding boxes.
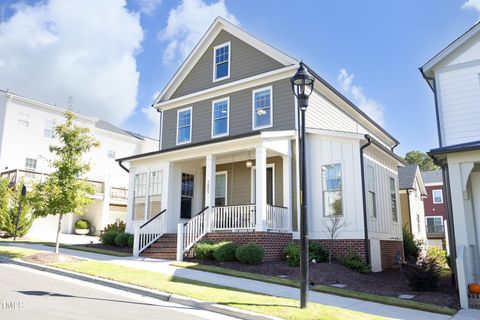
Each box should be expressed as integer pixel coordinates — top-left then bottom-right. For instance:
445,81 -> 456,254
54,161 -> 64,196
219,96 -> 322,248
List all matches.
216,62 -> 228,79
215,174 -> 226,198
214,118 -> 227,136
322,164 -> 342,216
25,158 -> 37,170
178,127 -> 191,143
148,195 -> 162,219
368,192 -> 376,218
390,177 -> 398,222
177,109 -> 191,143
254,89 -> 272,128
133,197 -> 145,220
213,100 -> 228,136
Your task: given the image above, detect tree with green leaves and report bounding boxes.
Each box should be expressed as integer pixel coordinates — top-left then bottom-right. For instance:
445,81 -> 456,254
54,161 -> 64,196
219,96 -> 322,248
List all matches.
0,178 -> 34,238
30,112 -> 99,253
404,150 -> 439,171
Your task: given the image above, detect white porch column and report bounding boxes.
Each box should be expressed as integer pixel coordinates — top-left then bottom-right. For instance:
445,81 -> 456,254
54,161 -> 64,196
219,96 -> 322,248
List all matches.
205,155 -> 216,231
255,146 -> 267,231
100,174 -> 111,233
283,154 -> 292,232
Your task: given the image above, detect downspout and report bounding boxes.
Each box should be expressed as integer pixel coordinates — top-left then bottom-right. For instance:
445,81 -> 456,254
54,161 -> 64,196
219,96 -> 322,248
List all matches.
391,140 -> 399,152
421,72 -> 443,148
406,189 -> 413,231
117,160 -> 129,173
156,106 -> 163,151
360,135 -> 372,265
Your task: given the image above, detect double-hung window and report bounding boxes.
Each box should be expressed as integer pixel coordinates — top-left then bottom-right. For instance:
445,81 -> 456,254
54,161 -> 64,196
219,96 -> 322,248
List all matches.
215,172 -> 227,206
390,177 -> 398,222
213,42 -> 230,81
44,119 -> 55,138
211,98 -> 229,138
18,113 -> 29,128
177,107 -> 192,145
366,164 -> 377,218
133,173 -> 147,220
25,158 -> 37,170
322,164 -> 343,216
432,189 -> 443,204
426,216 -> 444,233
148,171 -> 163,219
252,86 -> 273,130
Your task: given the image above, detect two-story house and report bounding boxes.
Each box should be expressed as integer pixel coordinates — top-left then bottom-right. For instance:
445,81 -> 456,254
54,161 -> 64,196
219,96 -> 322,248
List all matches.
398,165 -> 427,245
421,170 -> 449,251
118,17 -> 404,271
421,21 -> 480,309
0,90 -> 156,236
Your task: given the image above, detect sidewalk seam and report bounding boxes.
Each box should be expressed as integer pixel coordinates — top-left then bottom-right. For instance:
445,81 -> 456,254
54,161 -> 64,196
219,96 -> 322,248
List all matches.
0,256 -> 280,320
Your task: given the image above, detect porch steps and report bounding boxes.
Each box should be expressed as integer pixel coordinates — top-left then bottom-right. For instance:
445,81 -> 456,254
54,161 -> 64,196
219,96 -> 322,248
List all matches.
140,233 -> 178,260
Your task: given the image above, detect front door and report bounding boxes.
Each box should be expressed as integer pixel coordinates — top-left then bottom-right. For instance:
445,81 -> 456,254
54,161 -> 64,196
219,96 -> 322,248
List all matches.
180,173 -> 194,219
252,166 -> 274,205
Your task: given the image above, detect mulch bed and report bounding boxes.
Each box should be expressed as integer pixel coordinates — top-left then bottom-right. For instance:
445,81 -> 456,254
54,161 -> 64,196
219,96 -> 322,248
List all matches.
76,243 -> 132,254
23,253 -> 84,265
190,259 -> 459,309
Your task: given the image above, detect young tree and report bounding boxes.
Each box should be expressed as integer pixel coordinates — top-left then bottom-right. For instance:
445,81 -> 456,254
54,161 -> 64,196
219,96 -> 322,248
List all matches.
0,179 -> 34,237
324,212 -> 347,263
404,150 -> 439,171
30,112 -> 99,253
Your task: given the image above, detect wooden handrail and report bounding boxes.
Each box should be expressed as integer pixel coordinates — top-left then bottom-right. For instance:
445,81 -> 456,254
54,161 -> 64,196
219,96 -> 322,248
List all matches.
213,203 -> 255,208
140,209 -> 166,229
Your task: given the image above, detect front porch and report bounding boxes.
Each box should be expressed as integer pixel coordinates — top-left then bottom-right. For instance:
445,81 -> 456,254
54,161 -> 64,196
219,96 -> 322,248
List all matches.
126,133 -> 295,258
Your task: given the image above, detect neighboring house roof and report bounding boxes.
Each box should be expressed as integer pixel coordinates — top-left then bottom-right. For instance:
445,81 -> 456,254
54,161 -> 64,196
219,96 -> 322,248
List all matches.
153,16 -> 399,148
429,140 -> 480,156
421,169 -> 443,185
420,21 -> 480,78
398,164 -> 427,196
95,120 -> 153,141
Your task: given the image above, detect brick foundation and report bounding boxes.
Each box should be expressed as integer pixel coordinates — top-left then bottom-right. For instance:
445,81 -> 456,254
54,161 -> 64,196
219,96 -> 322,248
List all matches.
202,231 -> 293,261
469,293 -> 480,310
380,240 -> 404,270
307,239 -> 367,263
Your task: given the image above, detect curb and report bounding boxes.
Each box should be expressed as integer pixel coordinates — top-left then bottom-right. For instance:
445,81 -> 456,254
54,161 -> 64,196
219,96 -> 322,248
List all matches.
0,256 -> 280,320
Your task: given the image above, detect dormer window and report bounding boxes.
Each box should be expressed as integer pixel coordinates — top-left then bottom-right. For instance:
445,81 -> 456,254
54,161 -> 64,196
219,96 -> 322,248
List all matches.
213,42 -> 230,82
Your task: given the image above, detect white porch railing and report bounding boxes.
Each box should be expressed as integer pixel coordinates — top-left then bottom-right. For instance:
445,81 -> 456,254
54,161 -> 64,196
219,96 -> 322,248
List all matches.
266,205 -> 288,231
133,209 -> 166,256
177,206 -> 210,261
211,204 -> 256,231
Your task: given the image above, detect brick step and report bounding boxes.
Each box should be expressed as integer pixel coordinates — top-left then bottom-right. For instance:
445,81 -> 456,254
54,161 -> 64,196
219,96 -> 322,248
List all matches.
150,242 -> 177,248
140,252 -> 176,260
143,247 -> 177,253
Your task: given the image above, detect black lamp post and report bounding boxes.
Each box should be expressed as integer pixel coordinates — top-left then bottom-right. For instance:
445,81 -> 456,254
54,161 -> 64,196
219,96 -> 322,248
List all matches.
291,62 -> 315,308
14,184 -> 27,241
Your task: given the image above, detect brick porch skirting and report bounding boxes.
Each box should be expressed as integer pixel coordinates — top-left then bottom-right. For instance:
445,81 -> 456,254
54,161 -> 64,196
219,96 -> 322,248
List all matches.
380,240 -> 404,270
202,231 -> 293,262
307,239 -> 367,263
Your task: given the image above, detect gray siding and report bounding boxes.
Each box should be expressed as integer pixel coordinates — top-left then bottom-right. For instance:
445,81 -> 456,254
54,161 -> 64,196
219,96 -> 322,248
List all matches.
171,30 -> 284,99
162,78 -> 295,150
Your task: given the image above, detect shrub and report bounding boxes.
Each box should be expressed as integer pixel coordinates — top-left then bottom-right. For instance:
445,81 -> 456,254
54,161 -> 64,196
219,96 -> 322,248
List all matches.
309,242 -> 329,263
100,230 -> 118,245
0,180 -> 34,238
102,220 -> 125,234
194,241 -> 217,260
114,232 -> 130,247
75,219 -> 90,230
339,251 -> 370,273
403,225 -> 422,263
426,246 -> 447,268
127,233 -> 134,248
405,259 -> 441,291
213,241 -> 239,262
236,243 -> 264,264
283,242 -> 301,267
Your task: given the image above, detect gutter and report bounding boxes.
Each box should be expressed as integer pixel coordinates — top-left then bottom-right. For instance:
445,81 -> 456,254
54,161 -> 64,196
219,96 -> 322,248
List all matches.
118,159 -> 129,173
360,135 -> 372,265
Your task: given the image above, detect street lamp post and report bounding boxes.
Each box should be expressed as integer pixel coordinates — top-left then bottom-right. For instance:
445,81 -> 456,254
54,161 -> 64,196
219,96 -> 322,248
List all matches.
291,62 -> 315,308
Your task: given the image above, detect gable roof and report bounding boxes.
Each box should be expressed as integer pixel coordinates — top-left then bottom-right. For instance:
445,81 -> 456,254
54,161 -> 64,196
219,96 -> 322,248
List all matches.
95,120 -> 154,141
154,17 -> 297,104
420,21 -> 480,78
421,169 -> 443,185
398,164 -> 427,195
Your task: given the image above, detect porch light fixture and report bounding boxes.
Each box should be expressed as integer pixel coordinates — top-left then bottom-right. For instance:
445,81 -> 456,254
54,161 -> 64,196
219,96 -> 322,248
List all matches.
246,150 -> 253,168
291,61 -> 315,309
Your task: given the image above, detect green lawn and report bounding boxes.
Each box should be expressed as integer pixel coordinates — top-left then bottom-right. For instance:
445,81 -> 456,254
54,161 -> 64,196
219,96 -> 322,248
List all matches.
0,246 -> 387,320
171,261 -> 457,316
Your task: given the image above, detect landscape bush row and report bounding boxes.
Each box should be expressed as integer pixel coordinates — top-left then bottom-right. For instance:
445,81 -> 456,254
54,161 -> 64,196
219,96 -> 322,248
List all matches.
99,221 -> 134,248
193,240 -> 265,264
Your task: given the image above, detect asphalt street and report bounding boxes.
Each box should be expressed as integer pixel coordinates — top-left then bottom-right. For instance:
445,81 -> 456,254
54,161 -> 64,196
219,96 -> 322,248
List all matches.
0,262 -> 240,320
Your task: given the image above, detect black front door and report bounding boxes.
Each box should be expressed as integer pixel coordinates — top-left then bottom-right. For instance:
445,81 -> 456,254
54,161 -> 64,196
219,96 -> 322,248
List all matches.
266,167 -> 273,205
180,173 -> 194,219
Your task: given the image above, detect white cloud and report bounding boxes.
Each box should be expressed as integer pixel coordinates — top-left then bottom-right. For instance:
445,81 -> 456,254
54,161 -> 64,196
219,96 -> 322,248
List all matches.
0,0 -> 143,126
159,0 -> 238,64
137,0 -> 162,15
140,90 -> 161,137
337,68 -> 385,126
462,0 -> 480,13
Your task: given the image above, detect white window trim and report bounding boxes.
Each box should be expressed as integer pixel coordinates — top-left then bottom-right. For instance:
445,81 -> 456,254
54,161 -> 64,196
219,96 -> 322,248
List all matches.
321,162 -> 344,217
250,163 -> 275,204
366,164 -> 377,220
215,171 -> 228,205
251,86 -> 273,131
176,106 -> 193,145
212,41 -> 231,82
389,176 -> 399,223
426,215 -> 444,225
211,97 -> 230,138
432,189 -> 443,204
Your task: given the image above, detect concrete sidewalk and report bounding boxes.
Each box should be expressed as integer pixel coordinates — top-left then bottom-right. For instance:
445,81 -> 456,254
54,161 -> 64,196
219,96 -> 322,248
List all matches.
2,242 -> 478,320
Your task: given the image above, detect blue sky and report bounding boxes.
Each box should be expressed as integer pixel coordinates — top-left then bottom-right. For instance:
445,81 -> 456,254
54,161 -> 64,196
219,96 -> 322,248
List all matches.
0,0 -> 478,156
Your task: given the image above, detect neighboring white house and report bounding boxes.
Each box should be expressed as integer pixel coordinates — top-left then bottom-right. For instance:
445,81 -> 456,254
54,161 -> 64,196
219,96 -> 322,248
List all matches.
0,90 -> 157,236
118,17 -> 405,271
421,21 -> 480,309
398,165 -> 427,245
